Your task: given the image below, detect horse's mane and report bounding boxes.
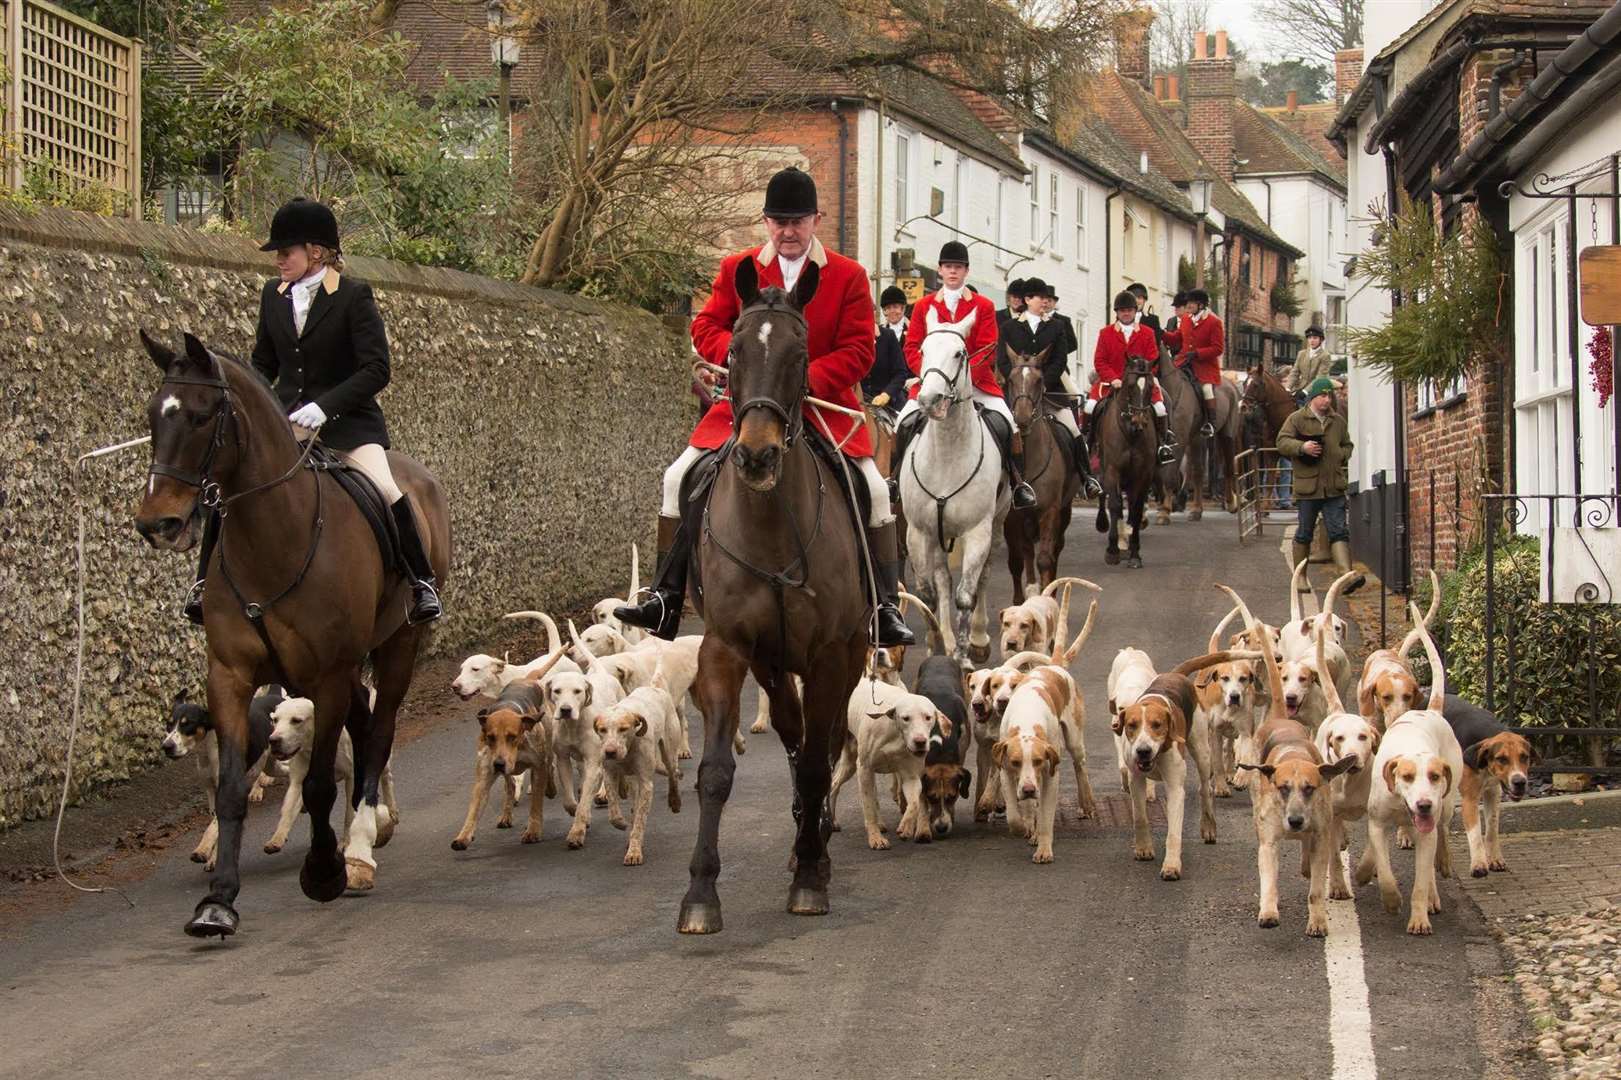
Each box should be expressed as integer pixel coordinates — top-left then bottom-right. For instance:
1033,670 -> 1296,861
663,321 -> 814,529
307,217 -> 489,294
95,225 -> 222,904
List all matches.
202,342 -> 301,452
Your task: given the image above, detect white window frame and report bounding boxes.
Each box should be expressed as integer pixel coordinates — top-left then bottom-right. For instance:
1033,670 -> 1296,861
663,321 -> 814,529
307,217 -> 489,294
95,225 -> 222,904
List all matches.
895,128 -> 911,229
1075,183 -> 1088,265
1512,207 -> 1578,533
1028,165 -> 1040,251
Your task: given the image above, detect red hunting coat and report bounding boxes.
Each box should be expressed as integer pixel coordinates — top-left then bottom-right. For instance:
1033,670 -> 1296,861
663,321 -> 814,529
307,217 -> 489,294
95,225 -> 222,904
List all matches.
1089,320 -> 1162,403
1163,310 -> 1225,385
902,288 -> 1003,399
689,238 -> 875,456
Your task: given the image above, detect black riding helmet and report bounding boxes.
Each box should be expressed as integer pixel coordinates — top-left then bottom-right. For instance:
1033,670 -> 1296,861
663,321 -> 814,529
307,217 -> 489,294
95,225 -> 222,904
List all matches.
1114,290 -> 1139,312
261,197 -> 341,252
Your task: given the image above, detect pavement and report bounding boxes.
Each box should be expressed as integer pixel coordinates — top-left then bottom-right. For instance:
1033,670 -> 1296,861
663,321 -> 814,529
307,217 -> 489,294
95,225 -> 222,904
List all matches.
0,509 -> 1544,1080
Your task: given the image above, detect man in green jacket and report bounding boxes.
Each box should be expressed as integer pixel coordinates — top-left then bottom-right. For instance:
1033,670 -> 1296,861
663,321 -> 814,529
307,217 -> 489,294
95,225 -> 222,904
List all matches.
1277,376 -> 1363,594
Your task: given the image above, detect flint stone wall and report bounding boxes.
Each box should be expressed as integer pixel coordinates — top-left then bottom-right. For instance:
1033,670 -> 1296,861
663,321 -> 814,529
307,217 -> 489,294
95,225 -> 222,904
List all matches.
0,207 -> 691,827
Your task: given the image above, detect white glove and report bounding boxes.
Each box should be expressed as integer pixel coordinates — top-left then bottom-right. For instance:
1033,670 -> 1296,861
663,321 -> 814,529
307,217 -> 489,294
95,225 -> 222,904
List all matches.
289,402 -> 327,430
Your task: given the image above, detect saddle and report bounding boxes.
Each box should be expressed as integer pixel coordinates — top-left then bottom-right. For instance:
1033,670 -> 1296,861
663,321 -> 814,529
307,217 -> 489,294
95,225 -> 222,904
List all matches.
307,443 -> 400,576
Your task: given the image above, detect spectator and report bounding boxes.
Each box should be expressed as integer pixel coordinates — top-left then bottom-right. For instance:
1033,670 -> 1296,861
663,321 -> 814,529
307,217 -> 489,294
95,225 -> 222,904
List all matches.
1277,377 -> 1362,595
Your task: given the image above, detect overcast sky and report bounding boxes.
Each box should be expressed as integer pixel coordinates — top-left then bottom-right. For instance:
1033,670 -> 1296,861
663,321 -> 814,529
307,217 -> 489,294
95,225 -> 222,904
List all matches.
1200,0 -> 1304,63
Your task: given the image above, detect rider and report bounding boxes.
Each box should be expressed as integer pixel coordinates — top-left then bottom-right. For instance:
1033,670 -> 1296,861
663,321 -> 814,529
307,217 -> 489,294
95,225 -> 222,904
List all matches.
1084,290 -> 1177,465
864,284 -> 910,420
1126,282 -> 1161,352
181,197 -> 442,627
1162,286 -> 1225,439
615,167 -> 914,648
997,276 -> 1100,494
997,279 -> 1028,331
890,241 -> 1036,511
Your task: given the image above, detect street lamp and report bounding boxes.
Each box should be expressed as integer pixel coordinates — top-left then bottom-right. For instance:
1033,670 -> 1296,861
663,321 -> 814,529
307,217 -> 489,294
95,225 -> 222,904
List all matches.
487,0 -> 521,134
1188,178 -> 1212,286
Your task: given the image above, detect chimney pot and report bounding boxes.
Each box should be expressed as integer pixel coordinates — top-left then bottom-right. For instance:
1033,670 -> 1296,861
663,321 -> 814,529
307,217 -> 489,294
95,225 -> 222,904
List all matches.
1194,31 -> 1207,61
1215,30 -> 1228,59
1153,75 -> 1167,99
1167,75 -> 1180,101
1286,89 -> 1298,112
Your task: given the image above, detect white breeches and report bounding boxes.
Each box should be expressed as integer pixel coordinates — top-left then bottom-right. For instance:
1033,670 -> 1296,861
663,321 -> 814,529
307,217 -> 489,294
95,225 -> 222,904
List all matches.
661,444 -> 891,527
1058,372 -> 1079,397
1052,409 -> 1080,437
296,431 -> 402,503
896,389 -> 1014,425
1201,382 -> 1216,400
1082,393 -> 1166,418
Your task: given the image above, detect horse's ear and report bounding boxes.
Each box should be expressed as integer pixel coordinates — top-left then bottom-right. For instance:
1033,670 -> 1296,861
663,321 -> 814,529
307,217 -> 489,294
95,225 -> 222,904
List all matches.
181,333 -> 218,378
734,258 -> 760,308
792,261 -> 819,310
925,306 -> 941,331
1033,345 -> 1051,365
139,329 -> 175,373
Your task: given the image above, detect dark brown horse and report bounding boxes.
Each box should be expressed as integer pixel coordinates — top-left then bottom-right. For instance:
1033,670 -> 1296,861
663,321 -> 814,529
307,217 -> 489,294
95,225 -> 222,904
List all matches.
1002,351 -> 1080,597
134,332 -> 450,937
1093,355 -> 1158,568
678,260 -> 870,933
1242,361 -> 1296,450
1153,353 -> 1242,522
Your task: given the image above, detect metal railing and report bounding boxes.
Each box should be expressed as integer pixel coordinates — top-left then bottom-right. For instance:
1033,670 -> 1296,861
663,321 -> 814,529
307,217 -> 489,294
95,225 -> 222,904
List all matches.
1234,447 -> 1296,543
2,0 -> 141,214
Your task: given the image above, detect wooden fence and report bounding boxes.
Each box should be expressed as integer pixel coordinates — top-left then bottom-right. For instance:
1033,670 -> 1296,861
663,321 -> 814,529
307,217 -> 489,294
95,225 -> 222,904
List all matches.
2,0 -> 140,215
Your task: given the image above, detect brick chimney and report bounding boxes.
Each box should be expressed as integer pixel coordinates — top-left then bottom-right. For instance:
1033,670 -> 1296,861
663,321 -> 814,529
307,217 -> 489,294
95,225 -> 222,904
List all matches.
1334,48 -> 1364,108
1285,89 -> 1298,113
1115,7 -> 1153,91
1185,28 -> 1235,181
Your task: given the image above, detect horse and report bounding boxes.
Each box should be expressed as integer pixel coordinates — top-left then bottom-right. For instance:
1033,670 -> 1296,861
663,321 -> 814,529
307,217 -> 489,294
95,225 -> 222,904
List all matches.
677,259 -> 870,933
1153,353 -> 1243,522
862,401 -> 898,477
1241,361 -> 1298,504
1002,349 -> 1080,598
897,307 -> 1009,666
134,331 -> 450,938
1093,354 -> 1158,569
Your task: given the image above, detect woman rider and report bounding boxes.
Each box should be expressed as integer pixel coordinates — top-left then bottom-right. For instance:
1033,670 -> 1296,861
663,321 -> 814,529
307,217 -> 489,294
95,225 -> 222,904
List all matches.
182,197 -> 442,626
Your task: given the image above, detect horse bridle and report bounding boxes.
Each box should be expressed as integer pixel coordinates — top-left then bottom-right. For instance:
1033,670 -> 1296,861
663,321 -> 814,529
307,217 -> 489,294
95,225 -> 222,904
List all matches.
728,304 -> 809,447
918,329 -> 995,410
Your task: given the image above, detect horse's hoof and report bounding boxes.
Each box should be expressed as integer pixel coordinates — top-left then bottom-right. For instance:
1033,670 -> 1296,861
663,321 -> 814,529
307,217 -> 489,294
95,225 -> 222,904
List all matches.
677,900 -> 723,935
183,900 -> 239,939
968,643 -> 991,665
1105,551 -> 1121,565
345,857 -> 376,893
786,886 -> 830,916
374,809 -> 396,849
1127,557 -> 1143,569
1189,510 -> 1203,522
299,850 -> 348,903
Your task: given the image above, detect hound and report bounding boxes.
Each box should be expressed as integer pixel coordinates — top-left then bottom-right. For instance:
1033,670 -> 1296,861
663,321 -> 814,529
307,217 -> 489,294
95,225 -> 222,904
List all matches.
1357,605 -> 1464,935
915,654 -> 973,839
454,611 -> 580,700
829,678 -> 949,848
592,685 -> 684,865
1222,586 -> 1356,935
1276,571 -> 1360,731
1107,647 -> 1159,802
1114,642 -> 1259,881
452,679 -> 554,850
968,650 -> 1054,819
162,688 -> 282,870
1279,556 -> 1349,655
1357,570 -> 1440,731
590,542 -> 646,645
1194,605 -> 1260,796
1444,693 -> 1533,877
262,691 -> 398,857
1310,624 -> 1382,901
998,576 -> 1099,659
543,629 -> 628,847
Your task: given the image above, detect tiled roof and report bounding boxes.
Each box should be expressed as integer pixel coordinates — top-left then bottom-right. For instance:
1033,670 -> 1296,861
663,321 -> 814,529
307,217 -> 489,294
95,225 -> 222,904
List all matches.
870,67 -> 1027,173
1257,102 -> 1343,172
1235,102 -> 1346,190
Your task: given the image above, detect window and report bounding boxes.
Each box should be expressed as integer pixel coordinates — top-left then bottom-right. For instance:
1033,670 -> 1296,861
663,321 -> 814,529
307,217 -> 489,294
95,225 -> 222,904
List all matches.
895,129 -> 910,226
1048,172 -> 1060,251
1075,185 -> 1087,264
1234,324 -> 1264,367
1513,209 -> 1579,528
1239,239 -> 1252,285
1028,165 -> 1040,249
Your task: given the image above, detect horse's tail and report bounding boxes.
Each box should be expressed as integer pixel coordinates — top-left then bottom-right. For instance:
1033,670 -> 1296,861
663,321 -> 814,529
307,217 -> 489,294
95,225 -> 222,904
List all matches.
1094,502 -> 1109,533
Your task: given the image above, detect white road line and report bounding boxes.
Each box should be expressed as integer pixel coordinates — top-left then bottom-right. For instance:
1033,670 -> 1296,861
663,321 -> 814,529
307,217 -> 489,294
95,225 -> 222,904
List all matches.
1325,850 -> 1378,1080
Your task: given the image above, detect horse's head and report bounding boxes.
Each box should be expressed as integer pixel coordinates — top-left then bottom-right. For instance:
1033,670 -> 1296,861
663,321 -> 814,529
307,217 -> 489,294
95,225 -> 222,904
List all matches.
729,257 -> 817,492
1003,345 -> 1051,430
1118,355 -> 1154,435
135,330 -> 241,551
916,307 -> 978,422
1241,362 -> 1268,414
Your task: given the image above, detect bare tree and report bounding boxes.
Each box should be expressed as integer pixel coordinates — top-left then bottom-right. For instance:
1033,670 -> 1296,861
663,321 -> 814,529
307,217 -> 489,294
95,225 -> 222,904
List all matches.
1257,0 -> 1362,61
1149,0 -> 1211,78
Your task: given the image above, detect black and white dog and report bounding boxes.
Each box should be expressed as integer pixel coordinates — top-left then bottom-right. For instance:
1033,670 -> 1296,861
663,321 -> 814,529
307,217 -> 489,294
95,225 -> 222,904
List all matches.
162,686 -> 283,870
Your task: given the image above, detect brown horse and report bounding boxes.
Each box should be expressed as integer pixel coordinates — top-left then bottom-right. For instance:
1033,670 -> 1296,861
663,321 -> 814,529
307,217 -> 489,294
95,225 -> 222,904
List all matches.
134,332 -> 450,938
862,402 -> 897,477
1242,361 -> 1296,450
1154,354 -> 1242,522
678,259 -> 870,933
1002,351 -> 1080,597
1093,355 -> 1158,568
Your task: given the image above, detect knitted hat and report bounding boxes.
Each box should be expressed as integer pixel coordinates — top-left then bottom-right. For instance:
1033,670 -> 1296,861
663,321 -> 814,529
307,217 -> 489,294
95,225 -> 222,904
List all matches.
1307,376 -> 1337,398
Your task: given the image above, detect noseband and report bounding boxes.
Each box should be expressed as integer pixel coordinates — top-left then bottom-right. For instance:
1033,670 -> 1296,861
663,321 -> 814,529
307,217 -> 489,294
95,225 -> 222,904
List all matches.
730,305 -> 809,447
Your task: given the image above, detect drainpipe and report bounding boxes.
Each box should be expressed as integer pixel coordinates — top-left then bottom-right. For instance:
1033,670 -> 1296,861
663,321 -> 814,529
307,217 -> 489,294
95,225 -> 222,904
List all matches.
1260,178 -> 1273,224
874,99 -> 886,304
831,100 -> 849,254
1104,185 -> 1123,295
1487,51 -> 1526,118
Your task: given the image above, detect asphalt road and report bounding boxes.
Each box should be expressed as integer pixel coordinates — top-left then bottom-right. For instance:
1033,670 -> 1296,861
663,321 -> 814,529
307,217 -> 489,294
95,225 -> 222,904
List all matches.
0,510 -> 1517,1080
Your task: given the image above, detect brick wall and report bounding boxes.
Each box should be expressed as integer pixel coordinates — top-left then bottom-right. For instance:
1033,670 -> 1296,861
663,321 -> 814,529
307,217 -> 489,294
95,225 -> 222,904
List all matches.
1334,48 -> 1364,108
1458,49 -> 1537,151
1186,37 -> 1236,181
1114,8 -> 1153,91
1225,234 -> 1293,365
1404,353 -> 1506,574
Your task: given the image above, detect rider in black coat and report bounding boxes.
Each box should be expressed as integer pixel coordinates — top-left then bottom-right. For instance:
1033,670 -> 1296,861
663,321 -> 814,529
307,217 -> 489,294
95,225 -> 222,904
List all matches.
182,198 -> 442,627
864,284 -> 910,416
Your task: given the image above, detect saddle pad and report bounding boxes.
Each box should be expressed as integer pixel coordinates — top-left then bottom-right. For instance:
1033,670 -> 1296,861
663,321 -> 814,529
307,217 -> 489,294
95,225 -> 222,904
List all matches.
1043,413 -> 1077,460
308,443 -> 400,576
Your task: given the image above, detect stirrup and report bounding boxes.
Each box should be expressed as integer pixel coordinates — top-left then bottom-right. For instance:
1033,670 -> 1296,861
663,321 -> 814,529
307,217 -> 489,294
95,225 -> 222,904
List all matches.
1199,421 -> 1216,438
1157,443 -> 1177,465
183,580 -> 206,626
407,579 -> 443,625
1012,482 -> 1037,510
873,603 -> 915,648
614,587 -> 683,639
1083,475 -> 1103,497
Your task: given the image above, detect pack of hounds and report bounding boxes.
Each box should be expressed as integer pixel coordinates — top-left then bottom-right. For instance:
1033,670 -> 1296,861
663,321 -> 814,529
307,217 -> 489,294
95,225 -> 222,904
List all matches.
164,547 -> 1533,936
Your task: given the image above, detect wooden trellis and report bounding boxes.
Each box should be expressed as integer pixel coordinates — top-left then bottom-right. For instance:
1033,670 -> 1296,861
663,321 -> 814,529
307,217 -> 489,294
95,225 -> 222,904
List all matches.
3,0 -> 141,216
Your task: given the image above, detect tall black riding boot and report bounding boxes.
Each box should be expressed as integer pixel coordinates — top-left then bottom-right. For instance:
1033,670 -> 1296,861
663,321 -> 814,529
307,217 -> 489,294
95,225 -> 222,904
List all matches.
983,412 -> 1037,510
1074,413 -> 1102,497
391,497 -> 443,625
613,515 -> 687,640
1200,395 -> 1218,438
867,520 -> 916,648
182,510 -> 221,626
886,411 -> 924,500
1153,410 -> 1178,465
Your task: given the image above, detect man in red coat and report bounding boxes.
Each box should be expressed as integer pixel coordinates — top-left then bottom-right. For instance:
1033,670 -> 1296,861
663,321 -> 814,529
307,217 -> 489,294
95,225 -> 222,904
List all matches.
887,240 -> 1037,510
1086,291 -> 1177,464
616,168 -> 913,646
1162,286 -> 1225,437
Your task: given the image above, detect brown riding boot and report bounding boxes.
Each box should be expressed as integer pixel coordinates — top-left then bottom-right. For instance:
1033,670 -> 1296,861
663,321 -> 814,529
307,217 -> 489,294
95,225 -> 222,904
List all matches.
1330,541 -> 1366,595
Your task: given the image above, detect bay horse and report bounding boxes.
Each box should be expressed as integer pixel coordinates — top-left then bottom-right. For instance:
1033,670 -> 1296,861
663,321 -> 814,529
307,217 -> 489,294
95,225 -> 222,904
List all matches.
1153,354 -> 1242,522
897,307 -> 1008,666
678,259 -> 869,933
1241,361 -> 1298,501
1002,350 -> 1080,598
1094,354 -> 1158,568
134,331 -> 450,938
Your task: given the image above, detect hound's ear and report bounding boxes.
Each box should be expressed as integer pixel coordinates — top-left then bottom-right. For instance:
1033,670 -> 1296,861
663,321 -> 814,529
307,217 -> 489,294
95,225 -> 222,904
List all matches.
593,716 -> 607,736
1382,757 -> 1401,793
1461,741 -> 1484,771
1043,742 -> 1062,776
935,712 -> 952,739
1319,757 -> 1358,781
476,708 -> 490,730
1237,762 -> 1276,780
140,329 -> 175,373
1109,714 -> 1124,735
634,716 -> 648,737
990,738 -> 1008,769
172,687 -> 188,704
581,683 -> 594,708
1440,761 -> 1454,798
521,714 -> 542,731
181,332 -> 217,376
734,257 -> 760,308
957,769 -> 972,797
792,260 -> 819,310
